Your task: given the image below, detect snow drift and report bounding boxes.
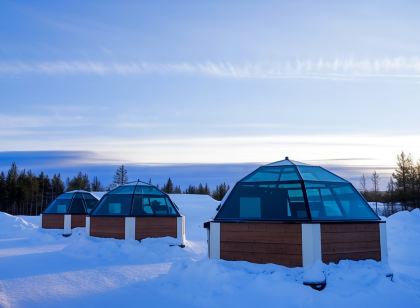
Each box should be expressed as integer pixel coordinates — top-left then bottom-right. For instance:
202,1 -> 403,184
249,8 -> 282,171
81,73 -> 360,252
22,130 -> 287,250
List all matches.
0,196 -> 419,307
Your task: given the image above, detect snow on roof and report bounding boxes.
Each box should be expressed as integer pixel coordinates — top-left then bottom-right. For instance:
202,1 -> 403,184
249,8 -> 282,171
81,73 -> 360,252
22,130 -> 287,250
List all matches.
90,191 -> 107,200
65,190 -> 106,200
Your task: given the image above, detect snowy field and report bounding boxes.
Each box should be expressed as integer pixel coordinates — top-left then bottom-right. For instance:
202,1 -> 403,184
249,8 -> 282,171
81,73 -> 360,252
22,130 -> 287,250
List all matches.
0,195 -> 420,308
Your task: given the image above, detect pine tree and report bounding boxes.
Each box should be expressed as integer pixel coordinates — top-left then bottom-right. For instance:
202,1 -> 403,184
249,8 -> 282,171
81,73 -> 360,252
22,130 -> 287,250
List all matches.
393,152 -> 414,208
66,172 -> 90,191
386,177 -> 396,215
6,162 -> 18,214
51,174 -> 64,199
113,165 -> 128,186
0,172 -> 6,212
371,170 -> 380,214
359,174 -> 368,199
212,182 -> 230,201
163,178 -> 174,193
91,176 -> 104,191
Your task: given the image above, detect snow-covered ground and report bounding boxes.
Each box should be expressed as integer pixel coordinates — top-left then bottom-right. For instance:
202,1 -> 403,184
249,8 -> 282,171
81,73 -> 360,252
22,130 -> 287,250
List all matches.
0,195 -> 420,307
369,202 -> 406,217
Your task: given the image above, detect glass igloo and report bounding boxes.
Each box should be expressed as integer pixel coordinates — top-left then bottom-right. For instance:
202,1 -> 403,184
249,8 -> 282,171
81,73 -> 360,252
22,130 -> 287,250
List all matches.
89,181 -> 185,245
215,157 -> 379,222
42,190 -> 101,231
206,157 -> 388,282
44,191 -> 100,215
90,183 -> 180,217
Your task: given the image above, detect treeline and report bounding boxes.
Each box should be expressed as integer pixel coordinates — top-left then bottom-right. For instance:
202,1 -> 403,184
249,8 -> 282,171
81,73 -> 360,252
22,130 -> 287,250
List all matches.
0,163 -> 230,216
158,177 -> 230,201
0,163 -> 105,216
360,152 -> 420,214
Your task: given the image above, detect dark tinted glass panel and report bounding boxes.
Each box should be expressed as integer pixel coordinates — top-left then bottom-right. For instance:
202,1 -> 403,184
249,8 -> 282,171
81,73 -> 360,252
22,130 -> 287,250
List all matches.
216,183 -> 308,220
57,193 -> 73,200
69,193 -> 86,214
305,183 -> 378,220
296,166 -> 345,182
91,194 -> 132,216
83,193 -> 98,212
242,166 -> 300,182
110,185 -> 135,194
133,196 -> 177,216
44,198 -> 71,214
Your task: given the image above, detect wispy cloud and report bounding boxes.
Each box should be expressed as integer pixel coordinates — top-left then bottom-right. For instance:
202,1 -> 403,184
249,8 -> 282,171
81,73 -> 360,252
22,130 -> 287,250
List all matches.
2,58 -> 420,80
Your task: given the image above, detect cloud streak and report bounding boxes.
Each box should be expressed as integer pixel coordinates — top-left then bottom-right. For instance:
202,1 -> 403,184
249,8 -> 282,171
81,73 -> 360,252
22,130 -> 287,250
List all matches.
1,58 -> 420,80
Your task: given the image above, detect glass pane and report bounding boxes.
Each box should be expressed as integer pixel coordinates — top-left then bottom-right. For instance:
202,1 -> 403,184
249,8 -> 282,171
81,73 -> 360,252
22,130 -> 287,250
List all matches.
131,196 -> 177,216
242,166 -> 300,182
239,197 -> 261,218
83,193 -> 98,212
305,183 -> 378,220
297,166 -> 346,182
69,193 -> 86,214
110,185 -> 135,194
91,194 -> 132,216
57,193 -> 73,200
44,198 -> 71,214
134,185 -> 164,195
216,183 -> 308,220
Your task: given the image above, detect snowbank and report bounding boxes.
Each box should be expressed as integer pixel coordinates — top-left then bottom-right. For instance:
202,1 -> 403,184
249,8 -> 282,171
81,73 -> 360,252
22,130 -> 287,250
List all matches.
169,194 -> 219,242
0,203 -> 420,307
0,212 -> 37,237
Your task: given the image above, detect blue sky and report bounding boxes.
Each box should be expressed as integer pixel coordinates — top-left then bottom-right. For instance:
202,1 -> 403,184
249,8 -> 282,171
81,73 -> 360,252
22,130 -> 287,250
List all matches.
1,1 -> 420,187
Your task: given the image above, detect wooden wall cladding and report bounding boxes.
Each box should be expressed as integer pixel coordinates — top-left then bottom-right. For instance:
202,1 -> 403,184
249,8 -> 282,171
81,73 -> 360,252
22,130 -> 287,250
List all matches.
220,223 -> 303,267
135,217 -> 177,240
90,217 -> 125,239
321,223 -> 381,263
42,214 -> 64,229
71,215 -> 86,228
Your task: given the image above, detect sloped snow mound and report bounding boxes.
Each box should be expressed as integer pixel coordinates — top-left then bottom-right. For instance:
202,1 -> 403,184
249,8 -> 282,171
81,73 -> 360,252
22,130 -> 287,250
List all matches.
0,212 -> 37,237
387,208 -> 420,226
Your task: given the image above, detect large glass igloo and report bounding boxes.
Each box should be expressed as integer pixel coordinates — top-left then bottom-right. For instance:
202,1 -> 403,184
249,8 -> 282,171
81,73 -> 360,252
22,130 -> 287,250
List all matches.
89,181 -> 185,245
215,158 -> 379,222
205,157 -> 387,271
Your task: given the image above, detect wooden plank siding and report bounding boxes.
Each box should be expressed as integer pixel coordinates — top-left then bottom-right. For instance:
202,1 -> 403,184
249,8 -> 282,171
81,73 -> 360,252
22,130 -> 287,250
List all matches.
321,223 -> 381,263
42,214 -> 64,229
135,217 -> 177,240
220,223 -> 303,267
90,217 -> 125,239
71,215 -> 86,228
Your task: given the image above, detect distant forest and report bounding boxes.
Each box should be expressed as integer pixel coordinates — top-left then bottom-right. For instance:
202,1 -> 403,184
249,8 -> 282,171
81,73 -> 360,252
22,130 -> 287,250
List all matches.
359,152 -> 420,215
0,151 -> 419,216
0,163 -> 230,216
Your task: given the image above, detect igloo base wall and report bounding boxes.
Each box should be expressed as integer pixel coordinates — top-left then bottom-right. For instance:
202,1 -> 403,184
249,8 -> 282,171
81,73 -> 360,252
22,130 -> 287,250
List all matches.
42,214 -> 87,230
90,217 -> 125,239
42,214 -> 65,229
321,223 -> 381,263
135,217 -> 177,240
71,214 -> 86,229
207,221 -> 385,267
89,216 -> 185,244
219,222 -> 303,267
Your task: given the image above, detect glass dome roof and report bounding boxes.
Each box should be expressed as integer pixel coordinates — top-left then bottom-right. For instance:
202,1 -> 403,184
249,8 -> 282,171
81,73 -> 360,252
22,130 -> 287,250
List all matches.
90,181 -> 181,217
215,158 -> 379,222
43,191 -> 100,215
